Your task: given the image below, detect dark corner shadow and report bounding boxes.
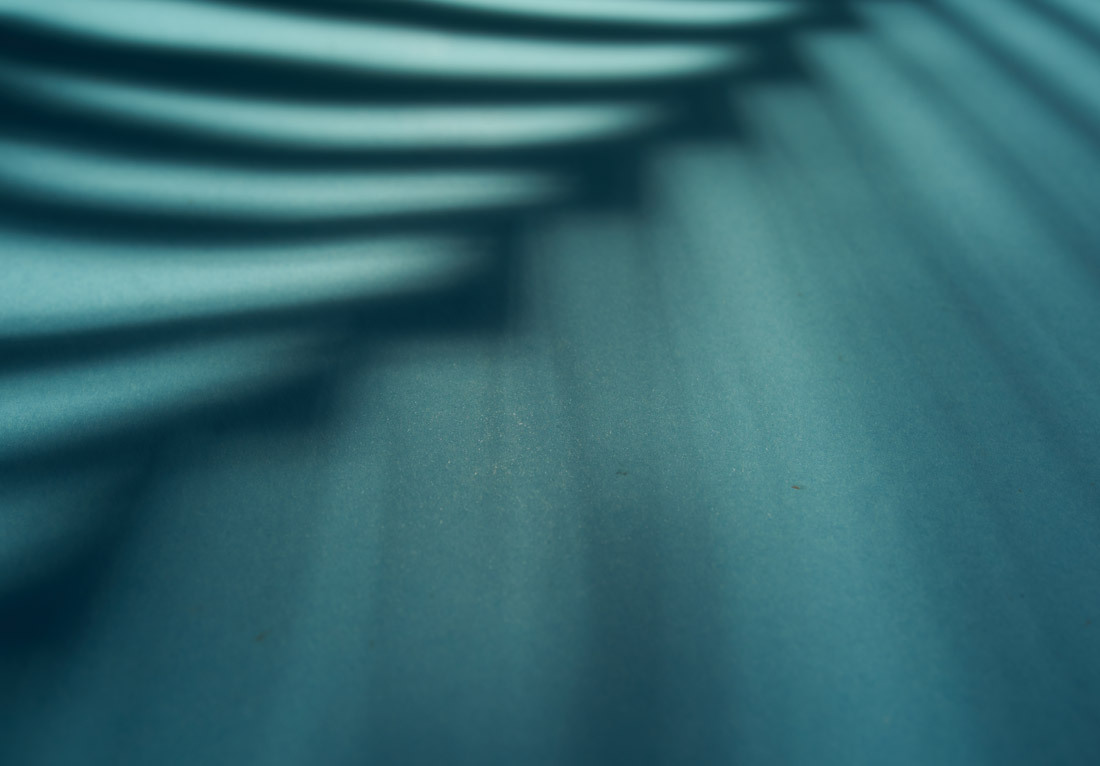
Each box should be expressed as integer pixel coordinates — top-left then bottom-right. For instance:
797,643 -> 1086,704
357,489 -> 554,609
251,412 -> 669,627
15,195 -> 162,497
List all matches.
0,343 -> 358,653
0,450 -> 158,653
0,365 -> 347,653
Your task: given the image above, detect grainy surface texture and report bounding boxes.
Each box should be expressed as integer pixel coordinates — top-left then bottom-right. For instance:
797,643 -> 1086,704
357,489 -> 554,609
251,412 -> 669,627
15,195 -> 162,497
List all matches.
2,1 -> 1099,764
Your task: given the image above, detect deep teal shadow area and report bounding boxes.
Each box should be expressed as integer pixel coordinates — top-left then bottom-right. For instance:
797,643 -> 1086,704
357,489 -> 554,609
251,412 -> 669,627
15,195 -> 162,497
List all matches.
2,1 -> 1099,764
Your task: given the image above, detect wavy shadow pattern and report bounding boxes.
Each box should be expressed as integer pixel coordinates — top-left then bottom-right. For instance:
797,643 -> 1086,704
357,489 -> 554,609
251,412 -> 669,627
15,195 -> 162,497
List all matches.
0,1 -> 864,754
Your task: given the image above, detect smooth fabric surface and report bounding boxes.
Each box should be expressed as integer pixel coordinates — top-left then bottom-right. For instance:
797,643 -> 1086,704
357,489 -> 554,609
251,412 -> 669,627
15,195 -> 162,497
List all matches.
2,1 -> 1099,764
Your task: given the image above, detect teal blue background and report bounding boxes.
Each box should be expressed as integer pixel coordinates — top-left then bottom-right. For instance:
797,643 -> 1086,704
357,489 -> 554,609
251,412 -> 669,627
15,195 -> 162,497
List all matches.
2,1 -> 1100,763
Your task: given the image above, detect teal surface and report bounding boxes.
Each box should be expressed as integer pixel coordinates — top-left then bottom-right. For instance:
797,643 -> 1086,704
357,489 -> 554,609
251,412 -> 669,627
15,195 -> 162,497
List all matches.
2,1 -> 1100,764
